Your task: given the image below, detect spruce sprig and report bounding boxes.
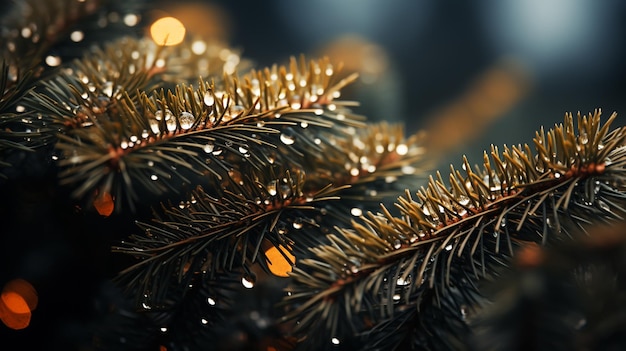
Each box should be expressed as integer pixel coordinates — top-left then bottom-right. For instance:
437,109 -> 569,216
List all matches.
112,167 -> 347,305
25,52 -> 366,212
281,110 -> 626,350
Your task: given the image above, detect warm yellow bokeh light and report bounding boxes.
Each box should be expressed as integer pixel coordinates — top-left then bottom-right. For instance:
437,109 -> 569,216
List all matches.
265,245 -> 296,277
150,16 -> 186,46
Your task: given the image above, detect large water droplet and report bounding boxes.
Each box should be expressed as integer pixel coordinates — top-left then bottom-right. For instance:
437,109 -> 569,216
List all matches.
242,275 -> 255,288
149,119 -> 160,134
350,207 -> 363,217
266,180 -> 277,196
280,133 -> 295,145
166,117 -> 177,132
155,109 -> 173,121
102,81 -> 114,97
203,143 -> 215,153
179,112 -> 195,130
280,128 -> 296,145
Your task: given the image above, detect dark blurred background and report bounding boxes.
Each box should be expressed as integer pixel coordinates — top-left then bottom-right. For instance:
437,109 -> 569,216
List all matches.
173,0 -> 626,169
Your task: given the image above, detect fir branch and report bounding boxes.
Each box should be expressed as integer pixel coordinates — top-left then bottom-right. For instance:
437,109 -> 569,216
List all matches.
93,268 -> 248,351
25,53 -> 365,213
302,121 -> 428,203
0,61 -> 54,177
112,168 -> 347,305
281,110 -> 626,350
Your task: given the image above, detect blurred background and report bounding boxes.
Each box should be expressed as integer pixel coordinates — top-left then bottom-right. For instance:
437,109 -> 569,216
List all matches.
152,0 -> 626,169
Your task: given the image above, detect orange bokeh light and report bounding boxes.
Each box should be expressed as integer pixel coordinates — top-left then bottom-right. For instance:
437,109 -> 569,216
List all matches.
93,191 -> 114,217
265,244 -> 296,277
0,279 -> 38,330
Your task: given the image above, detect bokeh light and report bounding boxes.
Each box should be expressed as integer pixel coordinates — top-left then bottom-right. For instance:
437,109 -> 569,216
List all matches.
265,244 -> 295,277
0,279 -> 38,330
150,16 -> 186,46
93,191 -> 114,217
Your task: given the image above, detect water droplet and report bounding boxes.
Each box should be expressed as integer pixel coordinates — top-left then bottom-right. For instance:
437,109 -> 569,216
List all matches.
292,218 -> 303,229
148,120 -> 159,134
331,337 -> 340,345
280,183 -> 292,199
396,276 -> 410,286
393,294 -> 401,301
580,133 -> 589,144
393,240 -> 402,249
238,145 -> 249,156
349,265 -> 360,274
155,109 -> 173,121
242,275 -> 255,288
266,180 -> 277,196
160,327 -> 167,333
166,117 -> 177,132
179,112 -> 195,130
207,297 -> 216,306
276,222 -> 288,235
151,174 -> 158,181
350,207 -> 363,217
102,81 -> 114,97
460,305 -> 468,320
280,132 -> 295,145
203,143 -> 215,153
178,201 -> 186,209
445,244 -> 453,251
